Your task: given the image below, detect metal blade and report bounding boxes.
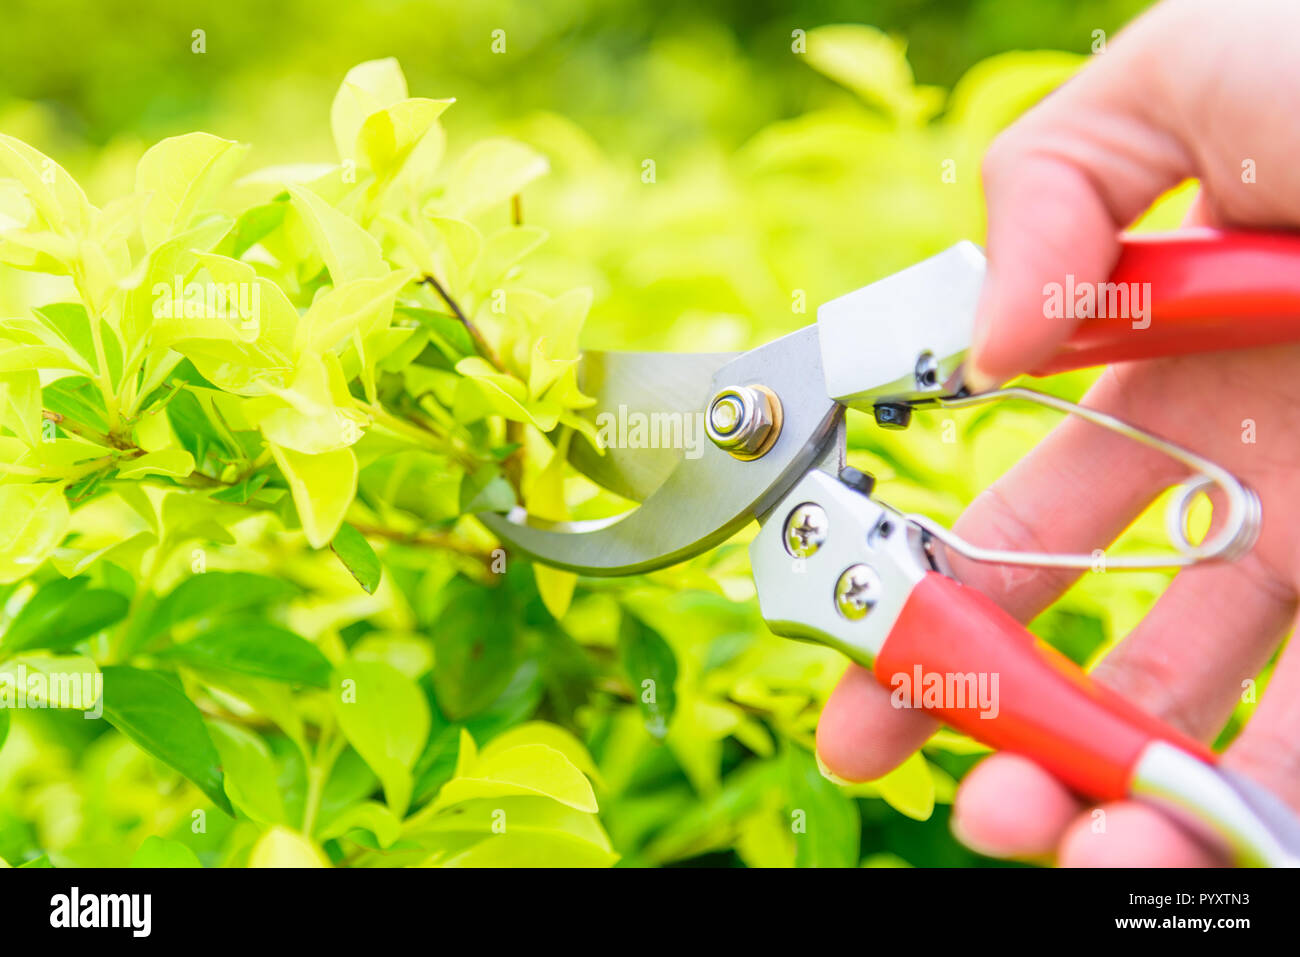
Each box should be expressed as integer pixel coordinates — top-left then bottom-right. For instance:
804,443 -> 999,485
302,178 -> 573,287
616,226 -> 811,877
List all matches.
566,349 -> 738,502
482,325 -> 841,575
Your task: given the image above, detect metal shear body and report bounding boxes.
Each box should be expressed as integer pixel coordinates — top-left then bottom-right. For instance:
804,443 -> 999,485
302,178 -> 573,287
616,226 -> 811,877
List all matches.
482,228 -> 1300,866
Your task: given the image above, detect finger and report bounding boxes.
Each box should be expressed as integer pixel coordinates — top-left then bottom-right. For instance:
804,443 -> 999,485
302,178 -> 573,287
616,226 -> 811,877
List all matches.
967,19 -> 1195,388
1090,556 -> 1295,741
950,753 -> 1082,860
1223,607 -> 1300,811
1057,802 -> 1221,867
816,663 -> 936,782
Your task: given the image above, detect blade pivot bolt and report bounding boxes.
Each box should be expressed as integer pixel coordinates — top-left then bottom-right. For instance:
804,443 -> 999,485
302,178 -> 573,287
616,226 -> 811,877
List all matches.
835,564 -> 882,620
784,502 -> 828,557
706,384 -> 783,460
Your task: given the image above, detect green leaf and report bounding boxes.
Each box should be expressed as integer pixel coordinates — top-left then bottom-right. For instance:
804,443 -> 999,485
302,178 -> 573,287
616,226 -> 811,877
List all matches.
331,58 -> 409,162
331,660 -> 430,816
115,448 -> 195,480
130,836 -> 202,868
161,620 -> 332,687
0,710 -> 9,753
329,522 -> 381,594
358,98 -> 453,181
2,371 -> 47,450
32,303 -> 123,383
0,133 -> 92,237
287,184 -> 385,284
618,611 -> 677,738
208,721 -> 286,826
164,387 -> 227,466
396,305 -> 474,359
227,200 -> 287,257
784,745 -> 859,867
136,132 -> 243,249
2,577 -> 128,653
871,751 -> 936,821
100,665 -> 233,815
804,25 -> 945,124
271,444 -> 358,549
0,483 -> 70,584
432,740 -> 598,813
135,571 -> 298,646
458,465 -> 516,514
444,138 -> 549,218
208,471 -> 270,504
41,376 -> 109,434
534,565 -> 576,621
432,579 -> 519,719
479,722 -> 603,789
316,801 -> 401,848
0,653 -> 100,709
414,797 -> 615,867
248,826 -> 329,868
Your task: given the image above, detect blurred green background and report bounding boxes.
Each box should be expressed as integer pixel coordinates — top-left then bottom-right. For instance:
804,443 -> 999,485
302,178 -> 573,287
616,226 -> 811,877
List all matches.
2,0 -> 1238,868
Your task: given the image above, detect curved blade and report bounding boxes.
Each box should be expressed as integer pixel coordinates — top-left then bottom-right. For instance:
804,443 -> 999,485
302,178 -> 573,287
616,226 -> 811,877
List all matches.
566,349 -> 737,502
481,325 -> 840,575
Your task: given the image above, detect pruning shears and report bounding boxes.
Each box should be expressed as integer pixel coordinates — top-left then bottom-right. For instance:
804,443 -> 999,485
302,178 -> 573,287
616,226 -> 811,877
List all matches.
481,228 -> 1300,866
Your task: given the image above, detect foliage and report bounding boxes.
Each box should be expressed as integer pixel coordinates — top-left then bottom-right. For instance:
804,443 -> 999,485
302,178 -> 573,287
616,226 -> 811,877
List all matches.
0,16 -> 1211,869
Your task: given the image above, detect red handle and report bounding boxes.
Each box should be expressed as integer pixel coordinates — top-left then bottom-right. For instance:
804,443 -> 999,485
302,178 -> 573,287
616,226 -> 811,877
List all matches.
873,572 -> 1214,800
1032,228 -> 1300,376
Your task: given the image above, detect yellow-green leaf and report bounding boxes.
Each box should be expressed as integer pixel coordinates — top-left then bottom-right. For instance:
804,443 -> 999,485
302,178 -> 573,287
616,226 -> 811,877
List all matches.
287,184 -> 385,285
248,826 -> 329,868
444,138 -> 549,218
271,444 -> 358,548
433,743 -> 598,813
136,133 -> 243,249
330,660 -> 430,816
359,98 -> 454,180
0,483 -> 70,583
330,58 -> 409,162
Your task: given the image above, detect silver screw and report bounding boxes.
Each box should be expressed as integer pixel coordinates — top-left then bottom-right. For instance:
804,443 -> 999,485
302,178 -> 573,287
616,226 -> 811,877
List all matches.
914,351 -> 940,391
834,564 -> 882,620
705,385 -> 782,460
783,503 -> 828,557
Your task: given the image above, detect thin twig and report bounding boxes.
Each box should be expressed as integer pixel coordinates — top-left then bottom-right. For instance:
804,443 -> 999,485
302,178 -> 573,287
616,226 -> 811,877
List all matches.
419,273 -> 504,371
348,521 -> 499,568
42,409 -> 130,450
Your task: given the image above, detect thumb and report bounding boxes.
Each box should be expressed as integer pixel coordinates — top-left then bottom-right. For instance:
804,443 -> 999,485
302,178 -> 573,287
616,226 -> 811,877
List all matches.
966,23 -> 1196,389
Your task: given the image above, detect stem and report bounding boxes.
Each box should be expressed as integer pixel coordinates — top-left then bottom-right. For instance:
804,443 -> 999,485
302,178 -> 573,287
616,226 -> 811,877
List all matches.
302,725 -> 346,837
419,274 -> 504,371
42,410 -> 129,450
348,521 -> 498,566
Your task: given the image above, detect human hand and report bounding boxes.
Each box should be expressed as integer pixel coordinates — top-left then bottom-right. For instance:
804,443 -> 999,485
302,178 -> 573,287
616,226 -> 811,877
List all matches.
816,0 -> 1300,865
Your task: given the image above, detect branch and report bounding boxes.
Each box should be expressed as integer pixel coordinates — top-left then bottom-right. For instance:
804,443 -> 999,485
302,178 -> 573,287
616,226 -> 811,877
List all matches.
419,274 -> 505,372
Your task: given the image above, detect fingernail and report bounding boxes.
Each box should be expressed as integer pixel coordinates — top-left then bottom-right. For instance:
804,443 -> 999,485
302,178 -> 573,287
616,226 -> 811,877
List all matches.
950,812 -> 1009,859
962,361 -> 1000,394
816,751 -> 853,786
